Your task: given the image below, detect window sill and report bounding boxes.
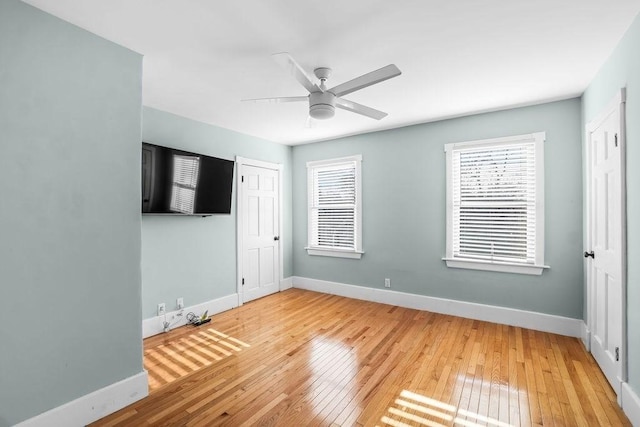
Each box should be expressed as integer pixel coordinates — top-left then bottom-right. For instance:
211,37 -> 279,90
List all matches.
442,257 -> 549,276
306,247 -> 363,259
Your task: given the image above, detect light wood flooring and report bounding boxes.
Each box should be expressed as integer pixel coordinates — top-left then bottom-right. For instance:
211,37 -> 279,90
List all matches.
92,289 -> 630,426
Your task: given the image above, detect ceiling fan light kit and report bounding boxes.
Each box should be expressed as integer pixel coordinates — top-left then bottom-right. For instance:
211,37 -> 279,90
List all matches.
243,53 -> 401,122
309,91 -> 336,120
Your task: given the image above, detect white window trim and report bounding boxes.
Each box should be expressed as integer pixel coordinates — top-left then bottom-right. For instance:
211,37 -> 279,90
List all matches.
443,132 -> 549,275
306,155 -> 363,259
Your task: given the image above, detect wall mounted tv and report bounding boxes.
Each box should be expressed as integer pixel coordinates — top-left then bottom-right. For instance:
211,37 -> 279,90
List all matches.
141,142 -> 235,215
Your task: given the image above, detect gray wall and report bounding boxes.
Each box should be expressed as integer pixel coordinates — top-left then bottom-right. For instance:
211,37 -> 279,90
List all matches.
582,12 -> 640,400
0,1 -> 144,426
141,108 -> 292,318
292,99 -> 584,319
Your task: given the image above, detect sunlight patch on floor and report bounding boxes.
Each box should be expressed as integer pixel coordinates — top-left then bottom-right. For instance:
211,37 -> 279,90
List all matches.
380,389 -> 513,427
144,328 -> 250,391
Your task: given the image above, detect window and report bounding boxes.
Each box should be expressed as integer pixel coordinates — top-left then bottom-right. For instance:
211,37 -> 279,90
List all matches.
443,133 -> 548,275
306,155 -> 363,259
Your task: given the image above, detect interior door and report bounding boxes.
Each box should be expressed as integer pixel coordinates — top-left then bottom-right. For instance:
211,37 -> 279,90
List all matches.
586,90 -> 626,397
240,163 -> 280,303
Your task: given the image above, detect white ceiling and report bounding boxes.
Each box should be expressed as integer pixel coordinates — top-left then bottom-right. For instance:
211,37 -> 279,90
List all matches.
22,0 -> 640,145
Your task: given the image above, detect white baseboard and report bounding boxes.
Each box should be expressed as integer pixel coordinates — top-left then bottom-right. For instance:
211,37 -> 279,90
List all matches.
280,276 -> 293,291
622,382 -> 640,426
291,276 -> 582,337
16,371 -> 148,427
142,293 -> 238,339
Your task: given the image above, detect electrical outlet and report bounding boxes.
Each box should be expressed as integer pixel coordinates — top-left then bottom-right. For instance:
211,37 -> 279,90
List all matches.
384,278 -> 391,288
157,303 -> 166,316
177,297 -> 184,309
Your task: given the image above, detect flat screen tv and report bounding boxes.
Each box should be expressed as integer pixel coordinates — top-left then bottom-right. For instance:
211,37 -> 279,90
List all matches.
141,142 -> 235,215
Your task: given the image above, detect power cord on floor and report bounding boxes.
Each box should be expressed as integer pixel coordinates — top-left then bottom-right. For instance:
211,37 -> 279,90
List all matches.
185,312 -> 198,325
186,310 -> 211,326
161,311 -> 208,333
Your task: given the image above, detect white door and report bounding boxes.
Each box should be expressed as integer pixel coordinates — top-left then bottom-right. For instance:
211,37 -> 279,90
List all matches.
237,159 -> 281,304
586,89 -> 627,398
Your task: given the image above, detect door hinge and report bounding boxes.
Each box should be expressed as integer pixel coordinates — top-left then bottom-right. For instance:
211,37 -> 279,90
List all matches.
242,175 -> 244,183
615,347 -> 620,361
615,133 -> 618,147
242,278 -> 245,285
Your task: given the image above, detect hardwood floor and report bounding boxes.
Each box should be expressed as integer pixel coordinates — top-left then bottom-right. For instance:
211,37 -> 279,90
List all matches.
92,289 -> 630,426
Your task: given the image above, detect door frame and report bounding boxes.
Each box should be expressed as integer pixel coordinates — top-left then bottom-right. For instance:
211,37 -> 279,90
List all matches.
235,156 -> 284,307
584,88 -> 628,392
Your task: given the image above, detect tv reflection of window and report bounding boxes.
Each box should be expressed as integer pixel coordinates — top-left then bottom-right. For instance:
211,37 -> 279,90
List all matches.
170,154 -> 200,214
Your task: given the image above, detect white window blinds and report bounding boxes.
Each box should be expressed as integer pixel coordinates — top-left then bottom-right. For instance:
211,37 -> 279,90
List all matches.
307,155 -> 362,259
444,133 -> 547,275
170,154 -> 200,214
453,143 -> 536,263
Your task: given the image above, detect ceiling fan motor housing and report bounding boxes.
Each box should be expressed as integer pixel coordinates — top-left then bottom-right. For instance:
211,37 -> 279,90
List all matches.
309,91 -> 336,120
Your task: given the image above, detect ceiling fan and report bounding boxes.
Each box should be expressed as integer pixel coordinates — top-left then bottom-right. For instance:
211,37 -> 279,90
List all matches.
243,52 -> 401,121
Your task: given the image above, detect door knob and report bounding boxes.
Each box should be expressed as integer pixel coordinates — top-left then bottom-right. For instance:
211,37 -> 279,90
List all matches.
584,251 -> 595,259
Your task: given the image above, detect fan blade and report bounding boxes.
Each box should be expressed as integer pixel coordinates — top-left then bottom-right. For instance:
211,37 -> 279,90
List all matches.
272,52 -> 321,93
242,96 -> 308,103
329,64 -> 401,97
335,98 -> 388,120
